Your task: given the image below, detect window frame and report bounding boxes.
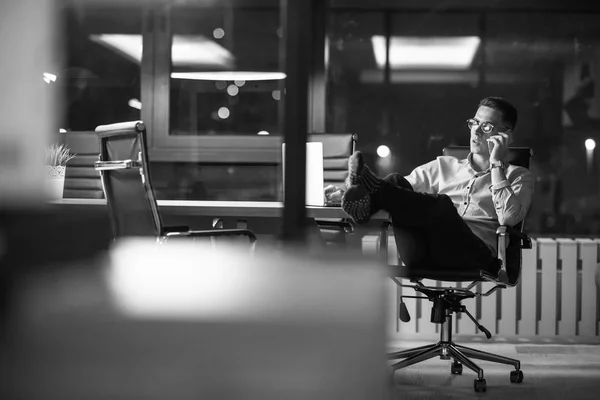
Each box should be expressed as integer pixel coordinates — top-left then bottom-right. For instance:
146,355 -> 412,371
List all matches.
144,5 -> 294,163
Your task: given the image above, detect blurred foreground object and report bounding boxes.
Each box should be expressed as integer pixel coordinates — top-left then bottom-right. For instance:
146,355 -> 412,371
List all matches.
0,0 -> 57,207
1,239 -> 390,399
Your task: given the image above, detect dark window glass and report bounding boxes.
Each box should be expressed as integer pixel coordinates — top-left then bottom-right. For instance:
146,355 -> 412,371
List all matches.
326,9 -> 600,235
59,3 -> 142,131
169,3 -> 283,136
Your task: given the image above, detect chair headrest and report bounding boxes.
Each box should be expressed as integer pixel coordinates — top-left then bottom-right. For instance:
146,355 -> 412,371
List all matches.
443,146 -> 532,169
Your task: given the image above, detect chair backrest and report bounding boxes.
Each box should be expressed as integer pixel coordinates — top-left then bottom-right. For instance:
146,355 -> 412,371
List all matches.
442,146 -> 533,285
308,134 -> 357,188
95,121 -> 163,238
55,132 -> 104,199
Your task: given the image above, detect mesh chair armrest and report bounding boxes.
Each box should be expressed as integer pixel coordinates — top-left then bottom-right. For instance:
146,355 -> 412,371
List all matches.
165,229 -> 257,243
379,221 -> 393,264
496,225 -> 532,249
163,226 -> 190,234
314,219 -> 354,234
94,160 -> 142,170
495,225 -> 532,285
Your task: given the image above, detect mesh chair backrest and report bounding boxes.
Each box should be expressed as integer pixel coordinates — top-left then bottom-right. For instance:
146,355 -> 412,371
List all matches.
55,132 -> 104,199
308,134 -> 356,188
96,121 -> 162,238
442,146 -> 532,285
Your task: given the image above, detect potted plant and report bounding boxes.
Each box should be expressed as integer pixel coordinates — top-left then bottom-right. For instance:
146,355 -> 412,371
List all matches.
45,143 -> 76,199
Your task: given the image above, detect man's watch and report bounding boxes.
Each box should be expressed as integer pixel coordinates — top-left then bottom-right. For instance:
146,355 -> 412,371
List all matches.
490,160 -> 507,171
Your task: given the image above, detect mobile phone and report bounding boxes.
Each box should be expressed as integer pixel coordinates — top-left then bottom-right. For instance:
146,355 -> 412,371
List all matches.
487,138 -> 495,155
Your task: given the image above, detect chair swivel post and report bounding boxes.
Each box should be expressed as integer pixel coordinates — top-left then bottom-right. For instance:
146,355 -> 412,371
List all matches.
430,297 -> 447,324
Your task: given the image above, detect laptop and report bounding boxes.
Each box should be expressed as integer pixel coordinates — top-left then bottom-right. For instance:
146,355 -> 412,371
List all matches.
281,142 -> 325,206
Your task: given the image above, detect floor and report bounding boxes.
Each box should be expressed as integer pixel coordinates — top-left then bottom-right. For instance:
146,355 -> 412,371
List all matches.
387,336 -> 600,400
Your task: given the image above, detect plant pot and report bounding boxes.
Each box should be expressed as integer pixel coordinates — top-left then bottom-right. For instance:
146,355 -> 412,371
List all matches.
45,165 -> 66,200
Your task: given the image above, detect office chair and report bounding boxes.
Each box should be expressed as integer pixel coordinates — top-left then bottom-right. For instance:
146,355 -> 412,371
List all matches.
55,132 -> 104,199
308,133 -> 357,246
381,146 -> 532,393
94,120 -> 257,247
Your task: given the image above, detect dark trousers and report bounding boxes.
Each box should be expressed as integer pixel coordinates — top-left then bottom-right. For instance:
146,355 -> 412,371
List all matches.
376,173 -> 498,271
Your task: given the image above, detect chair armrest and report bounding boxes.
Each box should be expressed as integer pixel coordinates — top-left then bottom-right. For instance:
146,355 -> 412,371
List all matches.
94,160 -> 142,170
495,225 -> 532,284
165,229 -> 257,244
314,219 -> 354,234
378,221 -> 393,264
496,226 -> 532,249
163,226 -> 190,234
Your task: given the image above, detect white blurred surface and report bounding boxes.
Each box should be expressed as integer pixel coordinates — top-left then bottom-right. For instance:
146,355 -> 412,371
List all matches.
0,0 -> 57,207
282,142 -> 325,206
107,238 -> 383,324
2,240 -> 391,399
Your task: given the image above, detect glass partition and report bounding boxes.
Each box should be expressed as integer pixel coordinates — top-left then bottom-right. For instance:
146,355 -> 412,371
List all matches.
53,1 -> 600,233
326,7 -> 600,235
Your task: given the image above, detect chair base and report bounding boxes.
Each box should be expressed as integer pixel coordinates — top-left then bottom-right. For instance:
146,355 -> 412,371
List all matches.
388,314 -> 523,392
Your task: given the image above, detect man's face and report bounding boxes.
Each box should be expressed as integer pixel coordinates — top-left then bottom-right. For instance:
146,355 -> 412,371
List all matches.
469,106 -> 510,156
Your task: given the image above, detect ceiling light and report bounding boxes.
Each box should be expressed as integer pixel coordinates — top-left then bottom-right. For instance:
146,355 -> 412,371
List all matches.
257,131 -> 269,135
90,34 -> 234,68
371,36 -> 481,70
171,71 -> 286,81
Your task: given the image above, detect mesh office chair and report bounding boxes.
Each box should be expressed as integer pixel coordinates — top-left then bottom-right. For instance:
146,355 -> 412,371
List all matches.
381,146 -> 532,393
55,132 -> 104,199
94,121 -> 256,247
308,134 -> 357,245
308,134 -> 357,189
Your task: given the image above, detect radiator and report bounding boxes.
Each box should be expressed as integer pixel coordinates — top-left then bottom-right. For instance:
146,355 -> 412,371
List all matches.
362,236 -> 600,338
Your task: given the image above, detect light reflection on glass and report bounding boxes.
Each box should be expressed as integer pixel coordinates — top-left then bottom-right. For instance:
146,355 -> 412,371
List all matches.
218,107 -> 230,119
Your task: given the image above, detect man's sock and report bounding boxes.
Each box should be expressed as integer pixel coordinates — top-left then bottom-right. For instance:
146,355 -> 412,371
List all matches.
341,184 -> 372,225
345,151 -> 382,195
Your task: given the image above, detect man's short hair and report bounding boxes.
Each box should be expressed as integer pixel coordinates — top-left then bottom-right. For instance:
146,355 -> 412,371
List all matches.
479,97 -> 518,130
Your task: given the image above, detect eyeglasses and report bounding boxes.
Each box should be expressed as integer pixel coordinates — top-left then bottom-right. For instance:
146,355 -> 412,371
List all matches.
466,118 -> 496,134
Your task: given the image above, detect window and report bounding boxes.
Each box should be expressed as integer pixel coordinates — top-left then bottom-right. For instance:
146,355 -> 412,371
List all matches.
484,12 -> 600,234
59,2 -> 143,132
146,2 -> 284,165
169,5 -> 283,136
148,2 -> 284,200
326,6 -> 600,235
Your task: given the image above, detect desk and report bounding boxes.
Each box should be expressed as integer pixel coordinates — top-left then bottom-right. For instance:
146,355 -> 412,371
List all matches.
52,199 -> 389,220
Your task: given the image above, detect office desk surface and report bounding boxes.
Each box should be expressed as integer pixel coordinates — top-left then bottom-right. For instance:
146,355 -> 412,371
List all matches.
52,199 -> 389,220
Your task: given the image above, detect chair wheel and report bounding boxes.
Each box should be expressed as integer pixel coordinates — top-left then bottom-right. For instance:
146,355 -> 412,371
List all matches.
451,361 -> 463,375
474,378 -> 487,392
510,370 -> 524,383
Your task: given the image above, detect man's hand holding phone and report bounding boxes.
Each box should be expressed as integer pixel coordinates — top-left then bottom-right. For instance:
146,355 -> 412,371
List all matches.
486,130 -> 512,163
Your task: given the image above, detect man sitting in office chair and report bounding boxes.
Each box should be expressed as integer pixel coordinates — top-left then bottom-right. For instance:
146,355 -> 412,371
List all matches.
324,96 -> 534,275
